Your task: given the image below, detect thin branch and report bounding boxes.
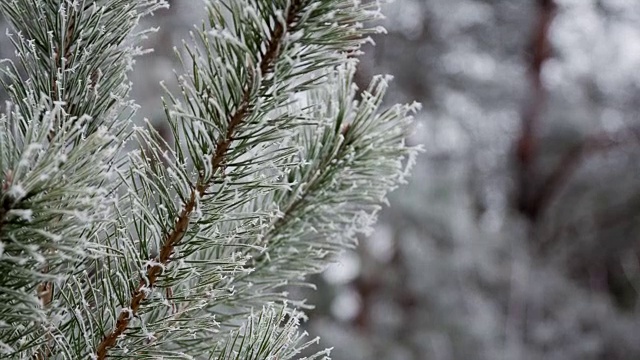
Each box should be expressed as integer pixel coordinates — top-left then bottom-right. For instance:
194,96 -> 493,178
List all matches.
515,0 -> 556,220
515,2 -> 640,220
95,2 -> 304,358
531,125 -> 640,217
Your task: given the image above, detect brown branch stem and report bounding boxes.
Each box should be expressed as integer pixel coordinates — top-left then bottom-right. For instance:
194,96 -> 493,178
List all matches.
515,2 -> 640,220
515,0 -> 556,220
531,125 -> 640,217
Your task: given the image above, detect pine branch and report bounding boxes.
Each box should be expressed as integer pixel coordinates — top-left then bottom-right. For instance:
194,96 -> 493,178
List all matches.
231,67 -> 420,305
95,2 -> 305,357
515,0 -> 557,220
0,1 -> 416,358
0,1 -> 167,357
131,2 -> 413,356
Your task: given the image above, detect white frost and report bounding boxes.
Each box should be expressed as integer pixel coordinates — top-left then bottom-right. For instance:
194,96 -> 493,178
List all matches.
10,209 -> 33,222
7,184 -> 26,199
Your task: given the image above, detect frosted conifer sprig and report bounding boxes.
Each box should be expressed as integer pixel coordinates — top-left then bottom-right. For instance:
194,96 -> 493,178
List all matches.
0,101 -> 120,353
0,0 -> 166,137
0,0 -> 417,358
0,0 -> 168,357
210,305 -> 331,360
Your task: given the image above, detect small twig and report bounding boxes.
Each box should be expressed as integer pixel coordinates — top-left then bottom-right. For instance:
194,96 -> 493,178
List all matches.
515,2 -> 640,221
531,125 -> 640,217
515,0 -> 557,220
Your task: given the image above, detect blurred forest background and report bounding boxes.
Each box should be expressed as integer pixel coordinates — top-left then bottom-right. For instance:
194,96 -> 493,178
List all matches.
4,0 -> 640,359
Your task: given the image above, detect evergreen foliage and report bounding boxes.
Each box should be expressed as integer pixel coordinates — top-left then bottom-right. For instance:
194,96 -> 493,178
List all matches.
0,0 -> 418,358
